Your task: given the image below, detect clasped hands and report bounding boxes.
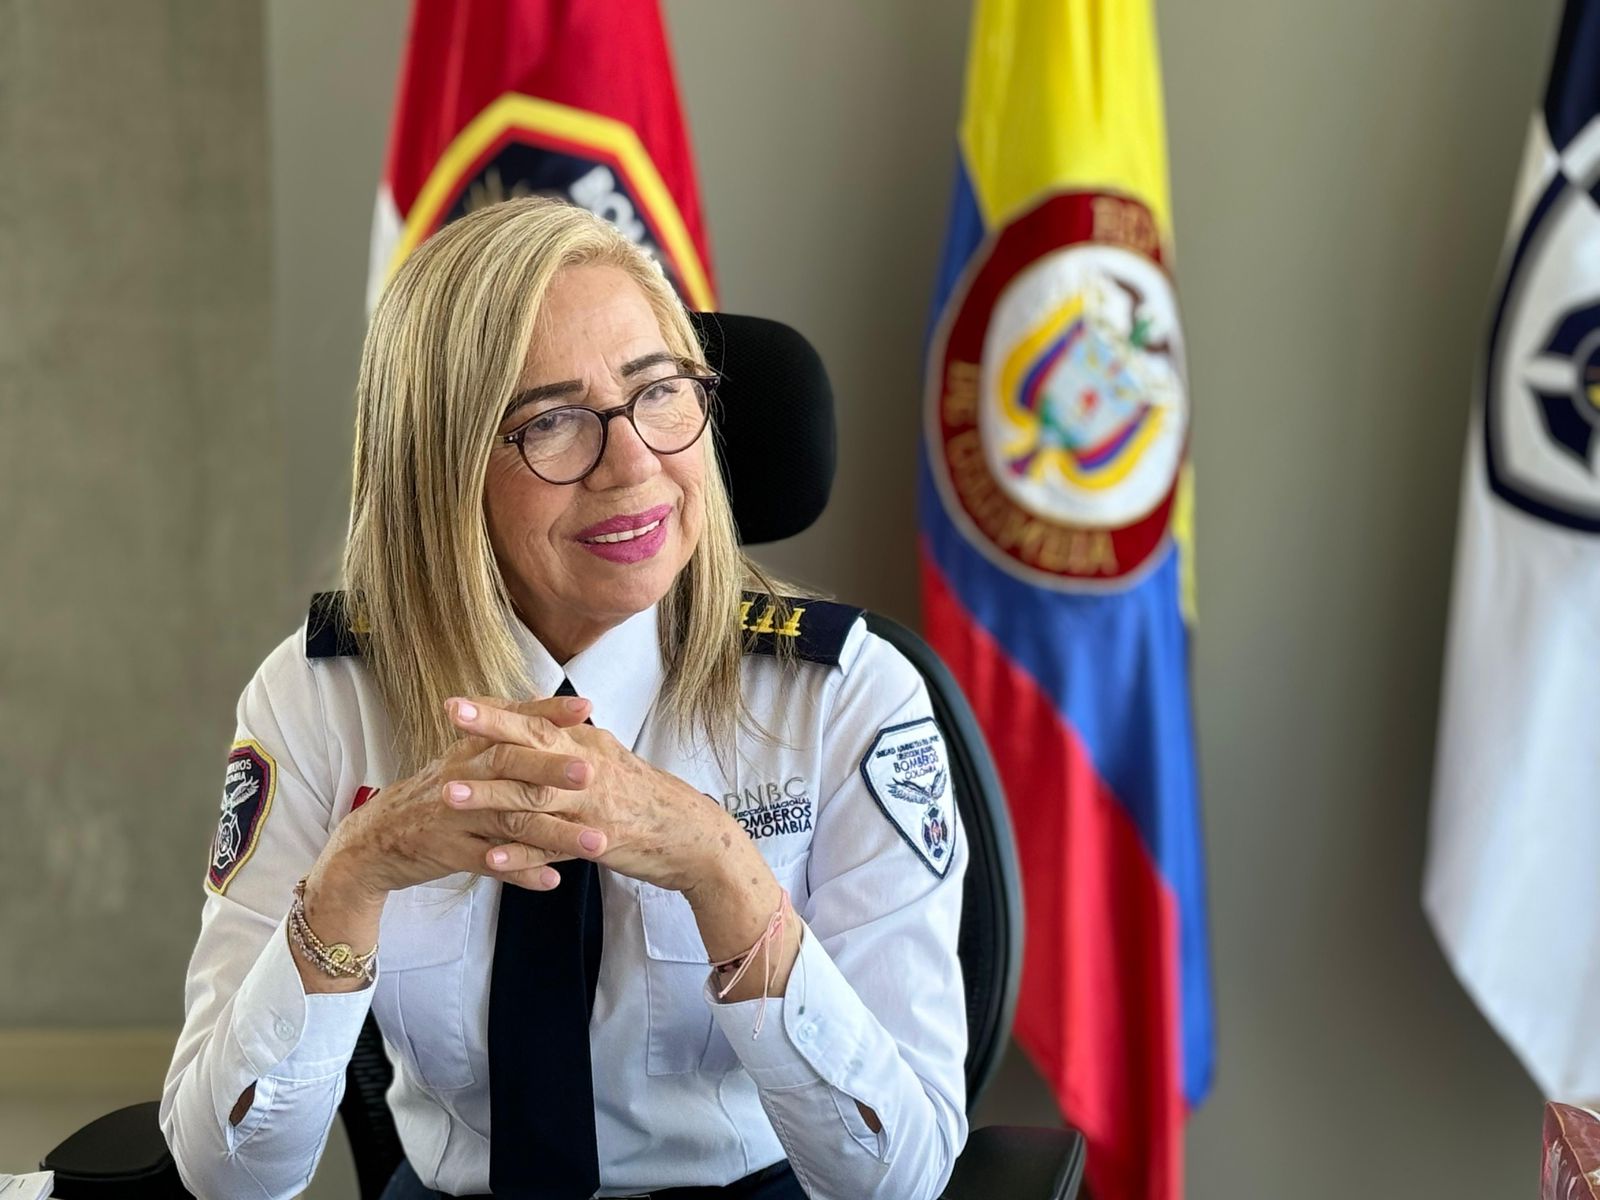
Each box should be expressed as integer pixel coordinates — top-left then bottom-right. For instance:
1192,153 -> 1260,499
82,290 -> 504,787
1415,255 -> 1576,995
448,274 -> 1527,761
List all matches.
329,693 -> 741,899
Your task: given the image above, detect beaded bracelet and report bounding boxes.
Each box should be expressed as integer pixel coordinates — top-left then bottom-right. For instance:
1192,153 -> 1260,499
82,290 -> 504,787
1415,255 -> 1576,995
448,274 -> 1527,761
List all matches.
288,877 -> 378,984
710,888 -> 790,1036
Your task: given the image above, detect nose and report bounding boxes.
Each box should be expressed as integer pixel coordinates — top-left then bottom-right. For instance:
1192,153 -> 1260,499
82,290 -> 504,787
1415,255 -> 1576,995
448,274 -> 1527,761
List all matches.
584,408 -> 662,491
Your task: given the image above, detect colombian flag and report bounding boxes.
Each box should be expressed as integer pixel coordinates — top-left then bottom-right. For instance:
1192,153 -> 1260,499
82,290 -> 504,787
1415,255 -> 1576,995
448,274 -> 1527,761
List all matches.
368,0 -> 715,311
919,4 -> 1214,1198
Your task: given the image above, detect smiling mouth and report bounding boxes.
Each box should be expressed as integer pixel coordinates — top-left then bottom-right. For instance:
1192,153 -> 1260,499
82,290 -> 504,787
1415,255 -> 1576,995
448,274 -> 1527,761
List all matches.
580,519 -> 663,545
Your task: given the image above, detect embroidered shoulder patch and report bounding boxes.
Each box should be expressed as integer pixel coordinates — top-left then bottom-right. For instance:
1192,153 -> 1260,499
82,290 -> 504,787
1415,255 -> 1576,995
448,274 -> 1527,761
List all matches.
305,590 -> 366,659
859,717 -> 956,878
207,740 -> 277,894
739,591 -> 863,666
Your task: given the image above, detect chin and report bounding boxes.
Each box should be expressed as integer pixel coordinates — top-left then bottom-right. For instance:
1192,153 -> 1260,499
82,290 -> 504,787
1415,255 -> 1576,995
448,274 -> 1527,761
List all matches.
582,553 -> 683,613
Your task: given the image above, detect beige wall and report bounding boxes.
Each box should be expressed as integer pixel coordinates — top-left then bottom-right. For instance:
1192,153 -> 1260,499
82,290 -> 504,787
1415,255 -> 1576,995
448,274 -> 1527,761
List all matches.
1160,3 -> 1557,1195
2,0 -> 1566,1195
0,0 -> 280,1025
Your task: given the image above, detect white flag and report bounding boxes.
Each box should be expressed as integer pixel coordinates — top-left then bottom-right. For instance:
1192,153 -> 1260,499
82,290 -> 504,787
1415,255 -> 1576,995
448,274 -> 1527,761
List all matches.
1426,0 -> 1600,1099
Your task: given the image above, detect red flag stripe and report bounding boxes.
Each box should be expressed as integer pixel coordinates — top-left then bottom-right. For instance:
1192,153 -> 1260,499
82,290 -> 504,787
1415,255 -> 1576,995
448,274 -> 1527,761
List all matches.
922,548 -> 1185,1200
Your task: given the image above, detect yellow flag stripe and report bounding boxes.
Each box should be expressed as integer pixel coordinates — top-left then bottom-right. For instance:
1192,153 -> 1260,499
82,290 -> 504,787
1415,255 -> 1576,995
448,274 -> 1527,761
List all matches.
958,0 -> 1174,240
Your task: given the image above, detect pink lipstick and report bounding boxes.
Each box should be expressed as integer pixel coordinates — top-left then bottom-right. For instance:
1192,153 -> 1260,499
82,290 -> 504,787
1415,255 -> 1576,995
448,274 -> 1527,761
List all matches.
575,504 -> 672,564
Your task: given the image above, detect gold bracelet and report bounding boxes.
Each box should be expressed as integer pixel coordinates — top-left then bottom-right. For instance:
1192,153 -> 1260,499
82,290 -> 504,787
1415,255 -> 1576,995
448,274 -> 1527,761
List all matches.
288,877 -> 378,983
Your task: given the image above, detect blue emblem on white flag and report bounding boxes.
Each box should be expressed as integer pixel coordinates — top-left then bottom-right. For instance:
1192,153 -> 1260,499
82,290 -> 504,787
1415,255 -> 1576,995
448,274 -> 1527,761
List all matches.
1483,0 -> 1600,532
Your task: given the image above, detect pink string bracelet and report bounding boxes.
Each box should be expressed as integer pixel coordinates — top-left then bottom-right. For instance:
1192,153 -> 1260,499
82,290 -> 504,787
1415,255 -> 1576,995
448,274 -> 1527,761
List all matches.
710,888 -> 791,1037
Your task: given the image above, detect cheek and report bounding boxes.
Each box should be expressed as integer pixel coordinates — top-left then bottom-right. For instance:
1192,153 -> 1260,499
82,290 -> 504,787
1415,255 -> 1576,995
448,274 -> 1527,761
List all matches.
483,456 -> 565,555
670,455 -> 709,540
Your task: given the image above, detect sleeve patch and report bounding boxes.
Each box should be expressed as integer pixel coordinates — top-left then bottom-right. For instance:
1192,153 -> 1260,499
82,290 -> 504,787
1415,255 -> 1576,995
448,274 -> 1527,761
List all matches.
858,717 -> 956,878
207,740 -> 277,894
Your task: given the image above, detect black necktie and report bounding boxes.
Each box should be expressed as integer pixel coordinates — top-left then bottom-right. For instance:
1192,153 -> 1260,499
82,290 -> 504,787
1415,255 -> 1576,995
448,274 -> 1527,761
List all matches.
488,678 -> 603,1199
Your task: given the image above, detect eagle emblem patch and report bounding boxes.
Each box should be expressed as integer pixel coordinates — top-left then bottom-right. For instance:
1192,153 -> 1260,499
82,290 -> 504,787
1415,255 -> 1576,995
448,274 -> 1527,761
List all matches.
860,718 -> 956,878
207,740 -> 276,894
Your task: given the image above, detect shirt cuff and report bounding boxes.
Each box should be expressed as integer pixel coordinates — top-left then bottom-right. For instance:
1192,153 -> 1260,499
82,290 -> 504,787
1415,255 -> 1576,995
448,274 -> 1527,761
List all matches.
229,914 -> 376,1082
706,923 -> 874,1091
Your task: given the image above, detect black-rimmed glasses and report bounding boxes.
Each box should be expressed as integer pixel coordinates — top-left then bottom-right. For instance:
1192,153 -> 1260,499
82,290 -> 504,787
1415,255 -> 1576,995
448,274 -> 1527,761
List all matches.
498,367 -> 719,485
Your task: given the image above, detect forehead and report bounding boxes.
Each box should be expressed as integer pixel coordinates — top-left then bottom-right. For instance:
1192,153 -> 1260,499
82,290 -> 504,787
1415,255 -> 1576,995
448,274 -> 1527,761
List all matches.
521,264 -> 667,385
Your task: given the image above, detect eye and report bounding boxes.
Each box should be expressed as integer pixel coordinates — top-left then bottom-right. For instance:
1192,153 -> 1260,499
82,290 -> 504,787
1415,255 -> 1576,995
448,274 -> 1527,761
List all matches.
525,408 -> 587,437
637,377 -> 686,408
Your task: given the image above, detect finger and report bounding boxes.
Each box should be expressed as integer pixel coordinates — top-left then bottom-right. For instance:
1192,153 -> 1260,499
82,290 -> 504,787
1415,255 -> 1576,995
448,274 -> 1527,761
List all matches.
484,810 -> 607,859
497,863 -> 564,891
460,692 -> 593,729
446,697 -> 584,749
446,743 -> 592,791
441,742 -> 592,800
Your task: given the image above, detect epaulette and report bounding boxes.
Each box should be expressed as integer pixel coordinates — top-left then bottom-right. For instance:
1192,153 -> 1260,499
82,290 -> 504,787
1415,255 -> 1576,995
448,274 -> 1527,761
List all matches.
739,591 -> 862,667
305,591 -> 366,660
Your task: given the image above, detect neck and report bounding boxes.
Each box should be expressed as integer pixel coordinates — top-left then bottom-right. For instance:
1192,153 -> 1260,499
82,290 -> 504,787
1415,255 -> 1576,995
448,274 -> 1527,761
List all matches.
513,598 -> 629,666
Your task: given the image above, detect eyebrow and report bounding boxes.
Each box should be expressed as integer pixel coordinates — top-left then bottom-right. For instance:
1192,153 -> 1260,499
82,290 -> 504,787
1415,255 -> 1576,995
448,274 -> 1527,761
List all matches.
502,352 -> 680,421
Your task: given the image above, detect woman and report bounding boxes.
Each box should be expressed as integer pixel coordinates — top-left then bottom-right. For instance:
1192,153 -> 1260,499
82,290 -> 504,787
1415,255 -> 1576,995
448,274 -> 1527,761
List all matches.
160,197 -> 968,1200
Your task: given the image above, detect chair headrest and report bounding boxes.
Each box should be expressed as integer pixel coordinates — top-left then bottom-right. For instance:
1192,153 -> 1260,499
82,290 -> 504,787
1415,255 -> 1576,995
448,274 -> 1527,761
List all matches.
690,312 -> 836,546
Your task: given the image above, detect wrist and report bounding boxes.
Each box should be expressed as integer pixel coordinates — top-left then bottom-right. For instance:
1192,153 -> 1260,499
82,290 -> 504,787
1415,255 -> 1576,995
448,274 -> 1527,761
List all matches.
682,816 -> 771,911
306,841 -> 388,918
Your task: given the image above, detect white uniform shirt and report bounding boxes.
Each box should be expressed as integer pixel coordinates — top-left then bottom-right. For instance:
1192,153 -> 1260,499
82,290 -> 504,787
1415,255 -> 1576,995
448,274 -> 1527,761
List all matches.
160,600 -> 968,1199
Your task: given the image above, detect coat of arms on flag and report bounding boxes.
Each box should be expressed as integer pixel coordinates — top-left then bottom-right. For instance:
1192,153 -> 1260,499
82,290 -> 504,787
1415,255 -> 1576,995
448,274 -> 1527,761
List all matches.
928,190 -> 1189,586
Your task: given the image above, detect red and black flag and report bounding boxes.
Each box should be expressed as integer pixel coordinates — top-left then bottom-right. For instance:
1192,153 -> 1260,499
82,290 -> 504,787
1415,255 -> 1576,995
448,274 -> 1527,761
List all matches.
369,0 -> 716,311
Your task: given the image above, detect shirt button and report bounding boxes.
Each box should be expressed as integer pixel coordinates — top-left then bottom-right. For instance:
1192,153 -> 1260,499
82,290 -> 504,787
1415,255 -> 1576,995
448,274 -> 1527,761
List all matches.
796,1021 -> 817,1043
274,1017 -> 295,1042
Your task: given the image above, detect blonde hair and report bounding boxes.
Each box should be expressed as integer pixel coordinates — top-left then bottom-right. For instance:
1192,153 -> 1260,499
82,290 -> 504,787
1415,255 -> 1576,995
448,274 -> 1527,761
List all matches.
345,197 -> 785,775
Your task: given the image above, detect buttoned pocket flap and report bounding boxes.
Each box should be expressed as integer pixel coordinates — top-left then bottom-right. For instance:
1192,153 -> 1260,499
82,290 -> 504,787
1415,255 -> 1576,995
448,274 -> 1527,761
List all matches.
639,884 -> 709,963
379,880 -> 474,970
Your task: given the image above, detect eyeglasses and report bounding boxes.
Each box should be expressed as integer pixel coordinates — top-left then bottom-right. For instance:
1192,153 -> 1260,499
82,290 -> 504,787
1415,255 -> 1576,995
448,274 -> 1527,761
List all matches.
498,366 -> 719,485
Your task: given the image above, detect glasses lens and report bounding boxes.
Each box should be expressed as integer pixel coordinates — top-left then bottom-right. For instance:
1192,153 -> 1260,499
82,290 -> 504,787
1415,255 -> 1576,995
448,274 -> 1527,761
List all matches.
520,407 -> 604,483
633,376 -> 709,453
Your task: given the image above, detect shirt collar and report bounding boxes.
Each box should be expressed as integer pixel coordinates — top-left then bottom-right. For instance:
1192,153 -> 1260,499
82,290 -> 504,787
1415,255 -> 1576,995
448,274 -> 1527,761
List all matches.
510,604 -> 665,751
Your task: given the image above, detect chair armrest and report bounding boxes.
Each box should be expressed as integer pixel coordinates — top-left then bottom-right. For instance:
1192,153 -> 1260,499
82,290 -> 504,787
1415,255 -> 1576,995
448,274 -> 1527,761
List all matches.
40,1100 -> 191,1199
941,1124 -> 1086,1200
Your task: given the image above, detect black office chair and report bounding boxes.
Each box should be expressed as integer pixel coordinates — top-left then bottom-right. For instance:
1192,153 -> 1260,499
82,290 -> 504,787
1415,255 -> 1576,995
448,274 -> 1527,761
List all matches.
43,314 -> 1085,1200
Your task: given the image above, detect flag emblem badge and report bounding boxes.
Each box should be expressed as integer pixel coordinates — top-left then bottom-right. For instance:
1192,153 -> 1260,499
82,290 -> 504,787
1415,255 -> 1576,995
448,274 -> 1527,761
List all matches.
928,191 -> 1188,588
1484,113 -> 1600,532
382,94 -> 714,311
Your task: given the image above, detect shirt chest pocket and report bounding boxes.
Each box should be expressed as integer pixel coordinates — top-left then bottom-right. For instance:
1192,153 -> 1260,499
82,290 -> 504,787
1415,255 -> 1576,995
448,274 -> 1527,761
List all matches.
372,882 -> 478,1092
639,884 -> 714,1076
639,857 -> 809,1077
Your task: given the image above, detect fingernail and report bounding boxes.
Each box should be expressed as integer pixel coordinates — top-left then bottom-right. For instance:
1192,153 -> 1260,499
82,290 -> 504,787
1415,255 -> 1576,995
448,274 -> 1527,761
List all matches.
453,700 -> 478,721
488,849 -> 509,867
565,697 -> 587,713
565,761 -> 588,784
579,829 -> 603,852
446,783 -> 471,804
540,867 -> 560,888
